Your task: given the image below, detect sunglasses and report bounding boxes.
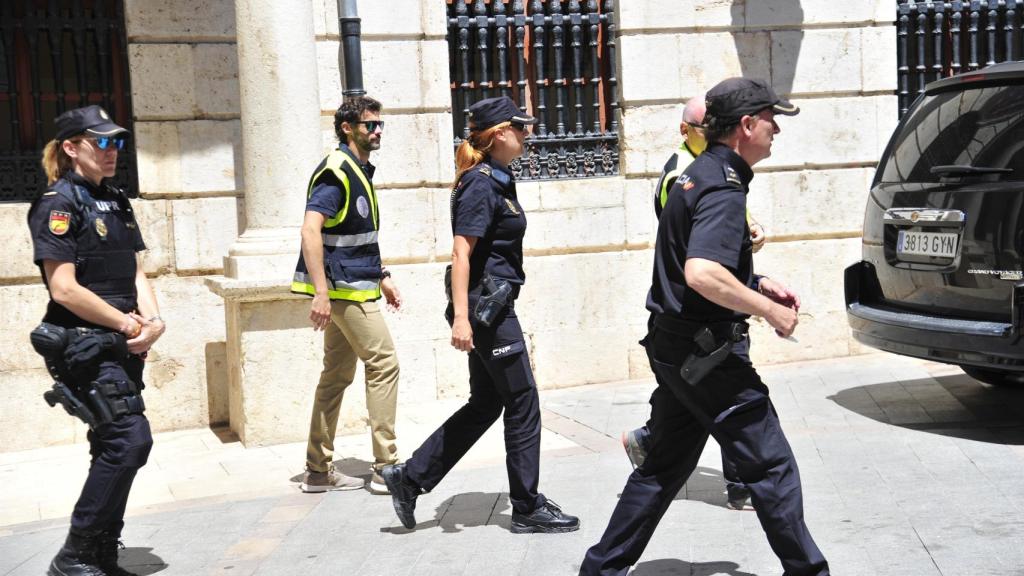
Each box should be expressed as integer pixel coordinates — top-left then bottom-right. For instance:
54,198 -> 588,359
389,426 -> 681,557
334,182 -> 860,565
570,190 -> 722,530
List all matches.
354,120 -> 385,132
509,122 -> 527,132
72,136 -> 127,151
685,121 -> 705,131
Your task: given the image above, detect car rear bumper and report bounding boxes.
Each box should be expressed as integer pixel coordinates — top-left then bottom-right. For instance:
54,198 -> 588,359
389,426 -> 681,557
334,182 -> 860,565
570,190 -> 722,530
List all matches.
845,261 -> 1024,371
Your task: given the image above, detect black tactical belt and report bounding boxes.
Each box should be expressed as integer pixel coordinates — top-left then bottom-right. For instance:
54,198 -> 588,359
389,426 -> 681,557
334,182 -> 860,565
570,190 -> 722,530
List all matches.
654,315 -> 748,342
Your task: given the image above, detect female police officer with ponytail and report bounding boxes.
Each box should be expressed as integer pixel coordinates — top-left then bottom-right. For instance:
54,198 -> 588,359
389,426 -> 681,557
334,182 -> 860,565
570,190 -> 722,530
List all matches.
28,105 -> 165,576
382,96 -> 579,534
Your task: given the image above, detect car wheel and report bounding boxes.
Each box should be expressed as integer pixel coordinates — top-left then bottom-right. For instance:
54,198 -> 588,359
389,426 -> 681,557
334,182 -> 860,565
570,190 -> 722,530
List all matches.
960,366 -> 1024,387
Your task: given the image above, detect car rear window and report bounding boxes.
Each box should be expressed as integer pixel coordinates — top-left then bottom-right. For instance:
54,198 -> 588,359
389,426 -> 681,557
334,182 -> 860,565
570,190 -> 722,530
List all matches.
880,83 -> 1024,183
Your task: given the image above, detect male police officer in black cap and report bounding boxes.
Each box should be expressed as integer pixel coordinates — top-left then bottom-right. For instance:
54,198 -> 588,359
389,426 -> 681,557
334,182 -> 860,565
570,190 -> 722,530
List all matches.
579,78 -> 830,575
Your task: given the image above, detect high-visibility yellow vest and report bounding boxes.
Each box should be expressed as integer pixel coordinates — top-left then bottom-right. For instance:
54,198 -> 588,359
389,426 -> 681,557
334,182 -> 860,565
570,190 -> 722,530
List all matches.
654,142 -> 698,219
291,147 -> 382,302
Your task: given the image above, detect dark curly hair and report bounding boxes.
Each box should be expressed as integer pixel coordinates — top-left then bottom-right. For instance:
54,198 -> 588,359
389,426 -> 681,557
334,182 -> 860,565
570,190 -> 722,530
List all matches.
333,95 -> 382,141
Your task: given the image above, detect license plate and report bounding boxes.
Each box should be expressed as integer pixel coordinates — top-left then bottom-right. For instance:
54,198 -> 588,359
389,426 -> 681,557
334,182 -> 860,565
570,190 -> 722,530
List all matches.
897,230 -> 959,258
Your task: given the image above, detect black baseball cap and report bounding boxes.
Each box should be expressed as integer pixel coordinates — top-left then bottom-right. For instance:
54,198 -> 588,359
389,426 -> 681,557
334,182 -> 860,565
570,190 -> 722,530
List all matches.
704,78 -> 799,123
54,105 -> 129,141
468,96 -> 537,131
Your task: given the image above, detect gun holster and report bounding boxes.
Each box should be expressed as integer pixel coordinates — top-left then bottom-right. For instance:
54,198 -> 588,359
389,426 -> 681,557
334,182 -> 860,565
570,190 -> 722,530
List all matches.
43,382 -> 99,429
679,323 -> 745,385
31,322 -> 139,429
473,274 -> 512,327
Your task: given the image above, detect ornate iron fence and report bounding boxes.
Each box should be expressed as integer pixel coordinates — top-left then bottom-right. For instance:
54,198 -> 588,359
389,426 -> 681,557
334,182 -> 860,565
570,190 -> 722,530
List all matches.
897,0 -> 1024,118
446,0 -> 619,181
0,0 -> 136,203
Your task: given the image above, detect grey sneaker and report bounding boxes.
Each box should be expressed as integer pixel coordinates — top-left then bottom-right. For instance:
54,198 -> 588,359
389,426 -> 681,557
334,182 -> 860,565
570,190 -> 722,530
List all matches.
726,484 -> 752,510
622,428 -> 647,469
368,470 -> 390,495
300,465 -> 363,493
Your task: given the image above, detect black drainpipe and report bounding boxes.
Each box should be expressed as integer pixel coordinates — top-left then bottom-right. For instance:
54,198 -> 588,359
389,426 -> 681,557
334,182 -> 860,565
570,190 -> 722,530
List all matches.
338,0 -> 365,97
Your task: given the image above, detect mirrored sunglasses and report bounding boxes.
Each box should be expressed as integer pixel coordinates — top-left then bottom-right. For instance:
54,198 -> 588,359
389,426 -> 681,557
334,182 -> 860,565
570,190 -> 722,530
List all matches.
73,136 -> 127,151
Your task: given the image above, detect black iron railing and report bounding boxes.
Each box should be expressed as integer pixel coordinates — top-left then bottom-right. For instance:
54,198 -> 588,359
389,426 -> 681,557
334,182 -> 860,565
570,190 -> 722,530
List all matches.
0,0 -> 136,202
446,0 -> 619,181
897,0 -> 1024,117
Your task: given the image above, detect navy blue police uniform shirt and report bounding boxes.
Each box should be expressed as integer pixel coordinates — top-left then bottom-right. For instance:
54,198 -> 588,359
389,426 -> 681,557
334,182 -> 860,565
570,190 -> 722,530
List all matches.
647,143 -> 756,322
28,171 -> 147,325
305,144 -> 376,218
452,158 -> 527,288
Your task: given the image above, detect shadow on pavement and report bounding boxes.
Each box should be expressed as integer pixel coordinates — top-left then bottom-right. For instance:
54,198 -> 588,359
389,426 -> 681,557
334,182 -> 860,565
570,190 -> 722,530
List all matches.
287,456 -> 375,484
121,547 -> 168,575
381,491 -> 511,534
672,466 -> 737,510
633,558 -> 759,575
828,373 -> 1024,445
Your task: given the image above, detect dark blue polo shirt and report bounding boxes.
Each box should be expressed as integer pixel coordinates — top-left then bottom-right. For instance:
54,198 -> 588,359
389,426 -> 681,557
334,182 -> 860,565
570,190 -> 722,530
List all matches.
647,143 -> 756,321
451,158 -> 527,287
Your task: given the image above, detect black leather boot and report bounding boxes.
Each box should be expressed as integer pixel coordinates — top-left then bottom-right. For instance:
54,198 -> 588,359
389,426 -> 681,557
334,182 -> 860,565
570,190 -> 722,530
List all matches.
95,533 -> 139,576
48,531 -> 106,576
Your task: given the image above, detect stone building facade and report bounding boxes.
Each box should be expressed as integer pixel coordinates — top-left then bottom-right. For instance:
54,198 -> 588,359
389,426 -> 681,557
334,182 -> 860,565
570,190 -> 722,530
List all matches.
0,0 -> 896,452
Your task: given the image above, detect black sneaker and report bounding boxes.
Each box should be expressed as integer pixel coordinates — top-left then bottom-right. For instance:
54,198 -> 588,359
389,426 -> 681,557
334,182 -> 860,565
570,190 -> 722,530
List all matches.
381,463 -> 418,529
511,500 -> 580,534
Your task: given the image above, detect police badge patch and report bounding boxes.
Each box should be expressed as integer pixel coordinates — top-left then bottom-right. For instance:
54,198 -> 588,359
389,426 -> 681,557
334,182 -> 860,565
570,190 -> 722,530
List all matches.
95,217 -> 108,238
49,211 -> 71,235
357,196 -> 370,219
504,198 -> 520,215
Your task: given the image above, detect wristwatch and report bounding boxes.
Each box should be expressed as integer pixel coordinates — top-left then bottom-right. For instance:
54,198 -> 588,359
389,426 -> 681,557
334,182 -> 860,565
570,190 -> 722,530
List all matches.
381,268 -> 392,279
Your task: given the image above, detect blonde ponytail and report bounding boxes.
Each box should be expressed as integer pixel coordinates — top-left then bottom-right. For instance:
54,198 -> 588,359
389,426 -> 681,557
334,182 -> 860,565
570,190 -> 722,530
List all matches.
452,121 -> 510,189
41,140 -> 74,185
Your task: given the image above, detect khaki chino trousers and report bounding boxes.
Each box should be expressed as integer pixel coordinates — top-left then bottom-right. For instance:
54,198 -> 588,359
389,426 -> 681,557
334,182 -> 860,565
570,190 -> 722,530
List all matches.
306,299 -> 399,473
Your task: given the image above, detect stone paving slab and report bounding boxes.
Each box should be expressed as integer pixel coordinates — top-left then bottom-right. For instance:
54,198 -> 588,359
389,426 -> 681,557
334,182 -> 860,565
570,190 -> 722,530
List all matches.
3,353 -> 1024,575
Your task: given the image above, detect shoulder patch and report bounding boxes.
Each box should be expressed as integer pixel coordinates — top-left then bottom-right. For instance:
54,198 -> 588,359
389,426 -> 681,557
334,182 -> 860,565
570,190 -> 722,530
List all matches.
724,166 -> 742,186
477,163 -> 511,187
679,174 -> 695,191
49,211 -> 71,236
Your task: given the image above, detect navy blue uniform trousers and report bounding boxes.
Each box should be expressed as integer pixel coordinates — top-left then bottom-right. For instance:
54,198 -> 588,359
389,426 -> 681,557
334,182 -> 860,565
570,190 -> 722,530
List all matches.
580,326 -> 829,576
70,355 -> 153,536
405,306 -> 544,514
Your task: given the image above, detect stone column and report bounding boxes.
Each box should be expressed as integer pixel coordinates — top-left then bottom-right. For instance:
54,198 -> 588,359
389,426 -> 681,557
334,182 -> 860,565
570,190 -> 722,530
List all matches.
224,0 -> 321,279
206,0 -> 323,446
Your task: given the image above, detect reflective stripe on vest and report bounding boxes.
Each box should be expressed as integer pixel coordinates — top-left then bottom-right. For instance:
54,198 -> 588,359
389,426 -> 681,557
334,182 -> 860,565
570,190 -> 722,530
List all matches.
291,148 -> 382,302
658,143 -> 698,212
322,230 -> 378,247
290,272 -> 381,302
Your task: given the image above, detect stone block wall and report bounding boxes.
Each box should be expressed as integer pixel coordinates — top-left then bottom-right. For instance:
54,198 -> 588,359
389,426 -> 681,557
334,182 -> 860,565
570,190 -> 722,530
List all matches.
617,0 -> 899,367
0,0 -> 898,452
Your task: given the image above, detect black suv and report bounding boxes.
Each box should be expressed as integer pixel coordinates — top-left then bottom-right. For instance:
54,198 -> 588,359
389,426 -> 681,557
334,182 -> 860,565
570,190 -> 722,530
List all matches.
846,61 -> 1024,386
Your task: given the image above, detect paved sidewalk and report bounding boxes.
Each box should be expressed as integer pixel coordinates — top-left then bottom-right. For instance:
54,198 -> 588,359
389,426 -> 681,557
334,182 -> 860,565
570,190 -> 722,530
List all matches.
3,353 -> 1024,575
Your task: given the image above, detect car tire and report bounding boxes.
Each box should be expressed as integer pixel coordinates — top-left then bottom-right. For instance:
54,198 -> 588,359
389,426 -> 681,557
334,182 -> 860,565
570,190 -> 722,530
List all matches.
960,365 -> 1024,387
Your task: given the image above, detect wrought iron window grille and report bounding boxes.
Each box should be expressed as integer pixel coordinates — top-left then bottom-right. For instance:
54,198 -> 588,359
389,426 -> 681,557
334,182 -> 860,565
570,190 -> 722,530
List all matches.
897,0 -> 1024,118
1,0 -> 136,203
446,0 -> 619,181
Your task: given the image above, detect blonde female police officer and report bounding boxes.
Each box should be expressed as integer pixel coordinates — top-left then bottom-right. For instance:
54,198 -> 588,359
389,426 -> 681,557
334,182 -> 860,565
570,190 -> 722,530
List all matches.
382,96 -> 579,534
28,105 -> 165,576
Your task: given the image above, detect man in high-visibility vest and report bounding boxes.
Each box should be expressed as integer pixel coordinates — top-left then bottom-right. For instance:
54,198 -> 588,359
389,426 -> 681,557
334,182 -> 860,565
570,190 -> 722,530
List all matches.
624,94 -> 766,511
292,96 -> 401,495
